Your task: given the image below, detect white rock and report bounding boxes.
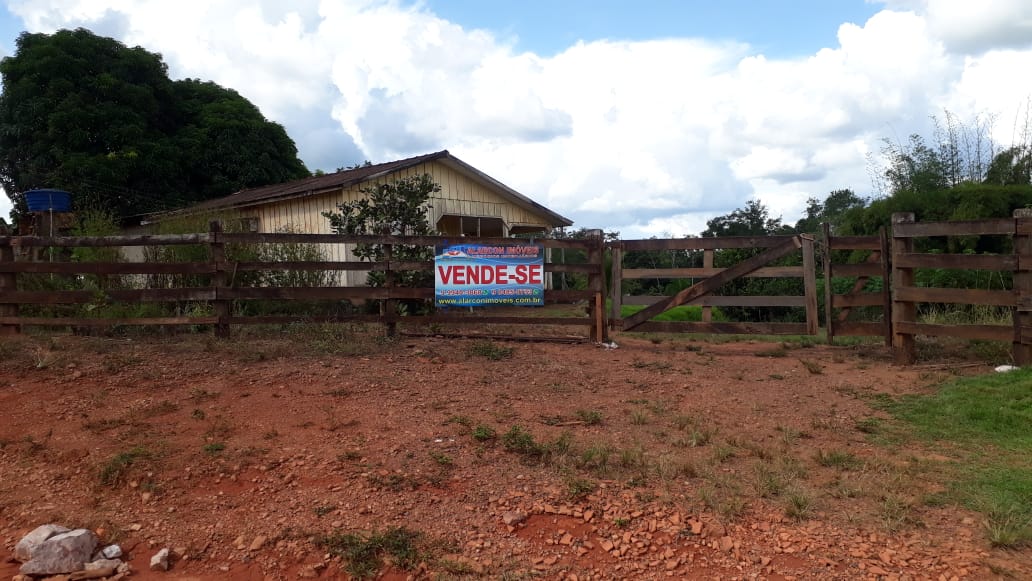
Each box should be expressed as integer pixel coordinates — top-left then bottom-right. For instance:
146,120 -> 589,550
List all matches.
150,547 -> 171,571
995,364 -> 1019,373
19,528 -> 98,576
85,557 -> 123,570
99,544 -> 123,559
13,524 -> 70,561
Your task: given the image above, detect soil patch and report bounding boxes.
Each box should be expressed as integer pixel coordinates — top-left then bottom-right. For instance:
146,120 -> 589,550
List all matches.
0,332 -> 1028,579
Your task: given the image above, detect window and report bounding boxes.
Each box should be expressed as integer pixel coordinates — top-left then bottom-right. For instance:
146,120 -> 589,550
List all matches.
436,215 -> 505,237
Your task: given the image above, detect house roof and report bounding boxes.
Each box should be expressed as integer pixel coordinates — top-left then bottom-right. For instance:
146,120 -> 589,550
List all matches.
178,150 -> 573,227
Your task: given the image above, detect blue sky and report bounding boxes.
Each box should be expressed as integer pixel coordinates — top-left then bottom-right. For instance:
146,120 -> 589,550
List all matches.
423,0 -> 881,57
0,3 -> 20,55
0,1 -> 883,58
1,1 -> 1031,236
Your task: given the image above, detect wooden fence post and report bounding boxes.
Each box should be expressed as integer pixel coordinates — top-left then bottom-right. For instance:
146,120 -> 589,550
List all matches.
0,237 -> 18,335
609,243 -> 622,327
702,249 -> 714,323
1012,209 -> 1032,365
586,229 -> 606,342
891,213 -> 916,365
801,234 -> 819,336
209,221 -> 230,338
879,226 -> 893,347
383,241 -> 397,338
821,223 -> 835,343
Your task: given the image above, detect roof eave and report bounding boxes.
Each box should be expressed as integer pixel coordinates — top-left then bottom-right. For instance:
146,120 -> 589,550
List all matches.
437,155 -> 574,228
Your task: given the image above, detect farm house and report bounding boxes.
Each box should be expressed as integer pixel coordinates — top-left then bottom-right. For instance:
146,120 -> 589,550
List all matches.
154,150 -> 572,286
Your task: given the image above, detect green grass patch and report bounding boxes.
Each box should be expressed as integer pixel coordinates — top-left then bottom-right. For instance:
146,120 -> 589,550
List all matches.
575,409 -> 603,425
565,476 -> 598,500
886,371 -> 1032,449
317,527 -> 424,578
467,339 -> 514,360
878,369 -> 1032,546
471,424 -> 497,442
814,449 -> 863,470
619,304 -> 726,322
501,426 -> 543,456
99,447 -> 151,486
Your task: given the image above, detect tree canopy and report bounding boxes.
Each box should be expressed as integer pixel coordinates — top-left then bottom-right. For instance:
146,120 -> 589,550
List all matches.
0,28 -> 309,220
702,200 -> 794,238
323,173 -> 440,289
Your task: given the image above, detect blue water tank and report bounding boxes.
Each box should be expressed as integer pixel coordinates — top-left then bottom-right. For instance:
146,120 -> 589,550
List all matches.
25,189 -> 72,213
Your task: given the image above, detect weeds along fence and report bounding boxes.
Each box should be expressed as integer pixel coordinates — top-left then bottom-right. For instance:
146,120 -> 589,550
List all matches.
0,222 -> 607,341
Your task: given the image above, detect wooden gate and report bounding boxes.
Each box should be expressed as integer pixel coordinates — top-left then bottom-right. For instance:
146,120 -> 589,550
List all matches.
821,226 -> 892,345
611,235 -> 819,334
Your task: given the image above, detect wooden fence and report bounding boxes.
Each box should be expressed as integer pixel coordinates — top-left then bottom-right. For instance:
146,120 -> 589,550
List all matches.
0,223 -> 607,341
5,214 -> 1032,364
890,211 -> 1030,365
609,236 -> 820,336
822,226 -> 891,345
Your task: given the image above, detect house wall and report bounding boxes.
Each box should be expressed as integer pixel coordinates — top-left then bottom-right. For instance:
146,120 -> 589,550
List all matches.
251,160 -> 552,233
242,160 -> 556,286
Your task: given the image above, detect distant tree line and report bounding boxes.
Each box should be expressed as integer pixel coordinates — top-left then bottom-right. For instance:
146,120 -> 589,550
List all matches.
621,111 -> 1032,322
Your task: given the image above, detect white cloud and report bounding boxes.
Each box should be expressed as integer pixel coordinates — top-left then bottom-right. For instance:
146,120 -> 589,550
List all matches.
3,0 -> 1032,236
871,0 -> 1032,53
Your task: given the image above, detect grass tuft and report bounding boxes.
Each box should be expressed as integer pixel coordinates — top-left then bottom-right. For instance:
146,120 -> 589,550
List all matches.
99,447 -> 151,486
502,426 -> 543,457
984,505 -> 1032,548
815,449 -> 863,470
468,340 -> 514,360
799,358 -> 824,375
317,527 -> 424,579
471,424 -> 497,442
565,477 -> 598,500
575,409 -> 603,425
784,489 -> 814,520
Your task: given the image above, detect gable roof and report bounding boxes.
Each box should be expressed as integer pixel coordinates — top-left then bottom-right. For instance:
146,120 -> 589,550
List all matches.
178,150 -> 573,227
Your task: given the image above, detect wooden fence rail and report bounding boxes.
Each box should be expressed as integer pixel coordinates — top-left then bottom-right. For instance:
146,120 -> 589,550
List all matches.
890,210 -> 1029,365
6,214 -> 1032,364
610,235 -> 819,336
822,226 -> 891,345
0,226 -> 607,340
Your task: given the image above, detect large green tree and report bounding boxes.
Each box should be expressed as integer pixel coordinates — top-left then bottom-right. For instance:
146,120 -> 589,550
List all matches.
0,28 -> 309,220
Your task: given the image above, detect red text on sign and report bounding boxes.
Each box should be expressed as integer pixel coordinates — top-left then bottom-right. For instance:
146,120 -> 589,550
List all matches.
437,264 -> 542,285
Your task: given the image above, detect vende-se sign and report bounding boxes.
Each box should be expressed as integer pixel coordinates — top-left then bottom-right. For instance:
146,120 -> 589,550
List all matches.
434,243 -> 545,307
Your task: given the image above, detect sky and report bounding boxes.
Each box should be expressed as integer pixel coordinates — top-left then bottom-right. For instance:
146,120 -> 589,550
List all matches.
1,0 -> 1032,237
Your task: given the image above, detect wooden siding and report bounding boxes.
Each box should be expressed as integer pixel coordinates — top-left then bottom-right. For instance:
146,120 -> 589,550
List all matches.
235,160 -> 556,286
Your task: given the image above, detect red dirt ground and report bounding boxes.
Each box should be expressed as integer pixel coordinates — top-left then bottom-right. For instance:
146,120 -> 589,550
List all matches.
0,329 -> 1029,580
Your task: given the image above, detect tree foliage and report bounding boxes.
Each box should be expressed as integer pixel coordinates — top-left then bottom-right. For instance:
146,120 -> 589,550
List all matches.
794,189 -> 866,234
323,174 -> 440,288
0,28 -> 309,220
701,200 -> 793,238
698,200 -> 803,321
